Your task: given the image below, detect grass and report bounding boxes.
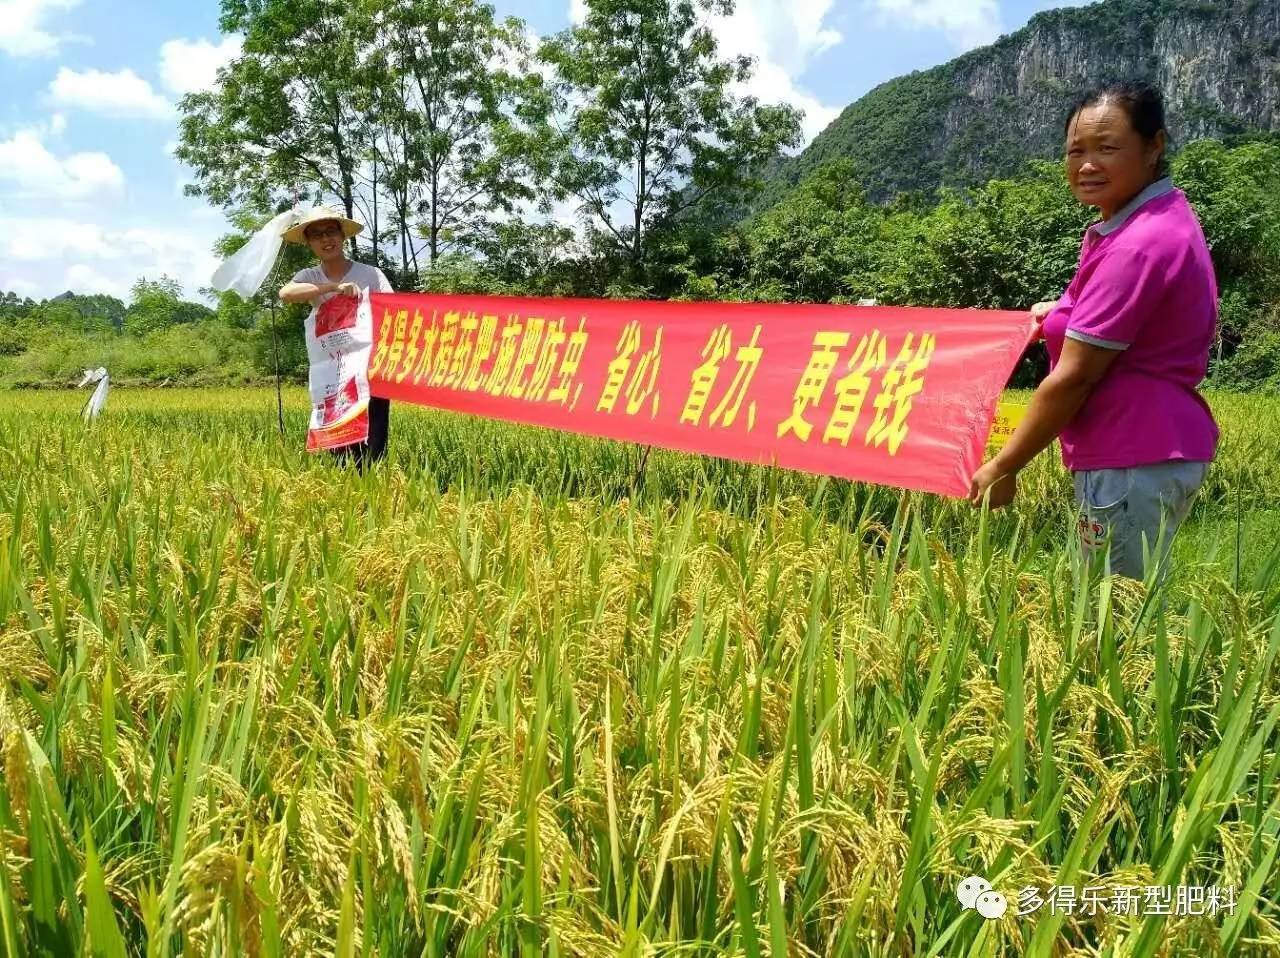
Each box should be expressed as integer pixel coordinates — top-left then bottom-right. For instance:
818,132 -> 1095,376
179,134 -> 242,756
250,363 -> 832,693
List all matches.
0,386 -> 1278,956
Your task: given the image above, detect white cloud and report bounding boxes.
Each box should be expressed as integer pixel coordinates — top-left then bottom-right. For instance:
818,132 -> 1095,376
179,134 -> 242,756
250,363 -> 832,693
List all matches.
0,277 -> 40,298
63,263 -> 129,299
0,129 -> 125,199
0,215 -> 226,300
49,67 -> 172,118
5,110 -> 69,140
0,217 -> 116,262
713,0 -> 844,145
738,59 -> 840,146
158,35 -> 243,96
869,0 -> 1002,51
0,0 -> 80,57
715,0 -> 842,76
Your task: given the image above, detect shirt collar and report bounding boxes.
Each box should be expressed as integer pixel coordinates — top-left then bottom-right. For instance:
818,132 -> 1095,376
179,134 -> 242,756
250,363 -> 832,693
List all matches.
1091,176 -> 1175,237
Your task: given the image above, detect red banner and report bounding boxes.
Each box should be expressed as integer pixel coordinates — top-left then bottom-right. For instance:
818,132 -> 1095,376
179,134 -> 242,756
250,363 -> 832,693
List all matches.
367,293 -> 1036,498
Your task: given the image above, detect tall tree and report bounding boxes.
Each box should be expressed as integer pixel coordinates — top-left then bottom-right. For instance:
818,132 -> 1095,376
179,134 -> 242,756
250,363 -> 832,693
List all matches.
177,0 -> 538,281
533,0 -> 802,283
0,291 -> 36,320
29,293 -> 126,332
177,0 -> 372,254
124,277 -> 214,336
367,0 -> 537,269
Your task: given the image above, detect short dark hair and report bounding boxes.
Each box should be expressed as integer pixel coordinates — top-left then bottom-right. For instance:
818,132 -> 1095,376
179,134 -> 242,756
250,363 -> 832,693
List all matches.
1064,80 -> 1171,176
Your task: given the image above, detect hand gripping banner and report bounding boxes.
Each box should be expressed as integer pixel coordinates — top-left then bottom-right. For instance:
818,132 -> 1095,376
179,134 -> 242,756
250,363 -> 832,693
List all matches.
367,293 -> 1037,498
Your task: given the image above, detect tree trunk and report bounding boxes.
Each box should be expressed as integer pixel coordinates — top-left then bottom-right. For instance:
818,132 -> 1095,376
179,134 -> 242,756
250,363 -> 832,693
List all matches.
632,99 -> 652,284
343,185 -> 357,257
430,173 -> 440,265
371,143 -> 379,268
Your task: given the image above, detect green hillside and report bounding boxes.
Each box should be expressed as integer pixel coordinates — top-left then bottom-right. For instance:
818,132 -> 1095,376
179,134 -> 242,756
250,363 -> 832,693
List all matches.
756,0 -> 1280,207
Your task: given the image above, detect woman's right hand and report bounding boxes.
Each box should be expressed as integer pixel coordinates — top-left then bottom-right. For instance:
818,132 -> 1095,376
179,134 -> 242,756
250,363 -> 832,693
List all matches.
324,281 -> 360,298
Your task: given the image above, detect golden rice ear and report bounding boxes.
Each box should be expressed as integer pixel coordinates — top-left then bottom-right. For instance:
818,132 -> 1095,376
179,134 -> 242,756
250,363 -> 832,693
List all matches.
3,358 -> 1262,955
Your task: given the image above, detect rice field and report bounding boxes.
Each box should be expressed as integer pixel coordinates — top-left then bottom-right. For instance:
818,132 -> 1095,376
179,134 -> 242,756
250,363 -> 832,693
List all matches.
1,386 -> 1278,957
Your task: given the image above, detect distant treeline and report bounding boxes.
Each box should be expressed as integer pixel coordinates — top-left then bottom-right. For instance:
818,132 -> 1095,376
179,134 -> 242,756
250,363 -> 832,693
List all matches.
5,0 -> 1278,390
5,137 -> 1277,391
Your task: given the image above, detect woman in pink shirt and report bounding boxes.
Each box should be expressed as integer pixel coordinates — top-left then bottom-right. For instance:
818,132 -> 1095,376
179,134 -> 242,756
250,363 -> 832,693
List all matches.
969,81 -> 1219,580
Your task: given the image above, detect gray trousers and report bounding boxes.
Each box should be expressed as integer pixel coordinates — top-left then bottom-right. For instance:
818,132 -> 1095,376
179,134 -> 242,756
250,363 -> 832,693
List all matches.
1073,461 -> 1209,580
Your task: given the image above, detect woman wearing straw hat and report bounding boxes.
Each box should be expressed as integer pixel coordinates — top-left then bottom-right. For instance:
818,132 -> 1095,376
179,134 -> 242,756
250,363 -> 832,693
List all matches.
279,206 -> 395,468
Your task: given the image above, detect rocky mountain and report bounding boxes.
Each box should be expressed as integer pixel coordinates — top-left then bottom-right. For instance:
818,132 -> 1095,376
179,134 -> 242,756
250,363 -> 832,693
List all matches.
756,0 -> 1280,206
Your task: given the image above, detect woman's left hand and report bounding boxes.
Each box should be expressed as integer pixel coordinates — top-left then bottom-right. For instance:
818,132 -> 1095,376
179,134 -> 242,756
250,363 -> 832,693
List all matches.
969,460 -> 1018,509
1030,300 -> 1059,322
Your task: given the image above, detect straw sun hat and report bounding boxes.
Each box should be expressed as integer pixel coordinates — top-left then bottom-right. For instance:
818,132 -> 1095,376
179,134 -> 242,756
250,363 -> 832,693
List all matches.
282,206 -> 364,245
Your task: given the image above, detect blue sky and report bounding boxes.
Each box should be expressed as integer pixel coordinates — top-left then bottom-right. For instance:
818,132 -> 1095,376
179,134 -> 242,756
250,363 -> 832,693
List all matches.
0,0 -> 1089,302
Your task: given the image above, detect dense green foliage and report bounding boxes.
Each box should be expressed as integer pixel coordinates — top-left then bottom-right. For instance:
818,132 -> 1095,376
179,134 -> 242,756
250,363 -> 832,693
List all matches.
6,139 -> 1279,390
0,276 -> 288,388
176,0 -> 797,288
530,0 -> 801,279
678,140 -> 1280,388
1,388 -> 1278,955
179,0 -> 543,269
5,0 -> 1278,391
122,278 -> 215,337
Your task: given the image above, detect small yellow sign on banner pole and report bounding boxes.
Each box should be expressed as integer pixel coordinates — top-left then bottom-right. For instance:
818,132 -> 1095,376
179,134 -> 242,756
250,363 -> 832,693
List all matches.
989,400 -> 1028,449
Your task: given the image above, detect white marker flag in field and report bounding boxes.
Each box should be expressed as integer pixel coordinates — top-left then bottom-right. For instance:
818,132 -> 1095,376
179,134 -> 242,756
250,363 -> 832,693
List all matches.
210,207 -> 304,299
78,367 -> 109,421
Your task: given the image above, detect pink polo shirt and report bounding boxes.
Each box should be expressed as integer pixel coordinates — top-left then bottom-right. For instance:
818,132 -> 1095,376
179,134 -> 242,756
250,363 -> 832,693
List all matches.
1041,178 -> 1219,472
